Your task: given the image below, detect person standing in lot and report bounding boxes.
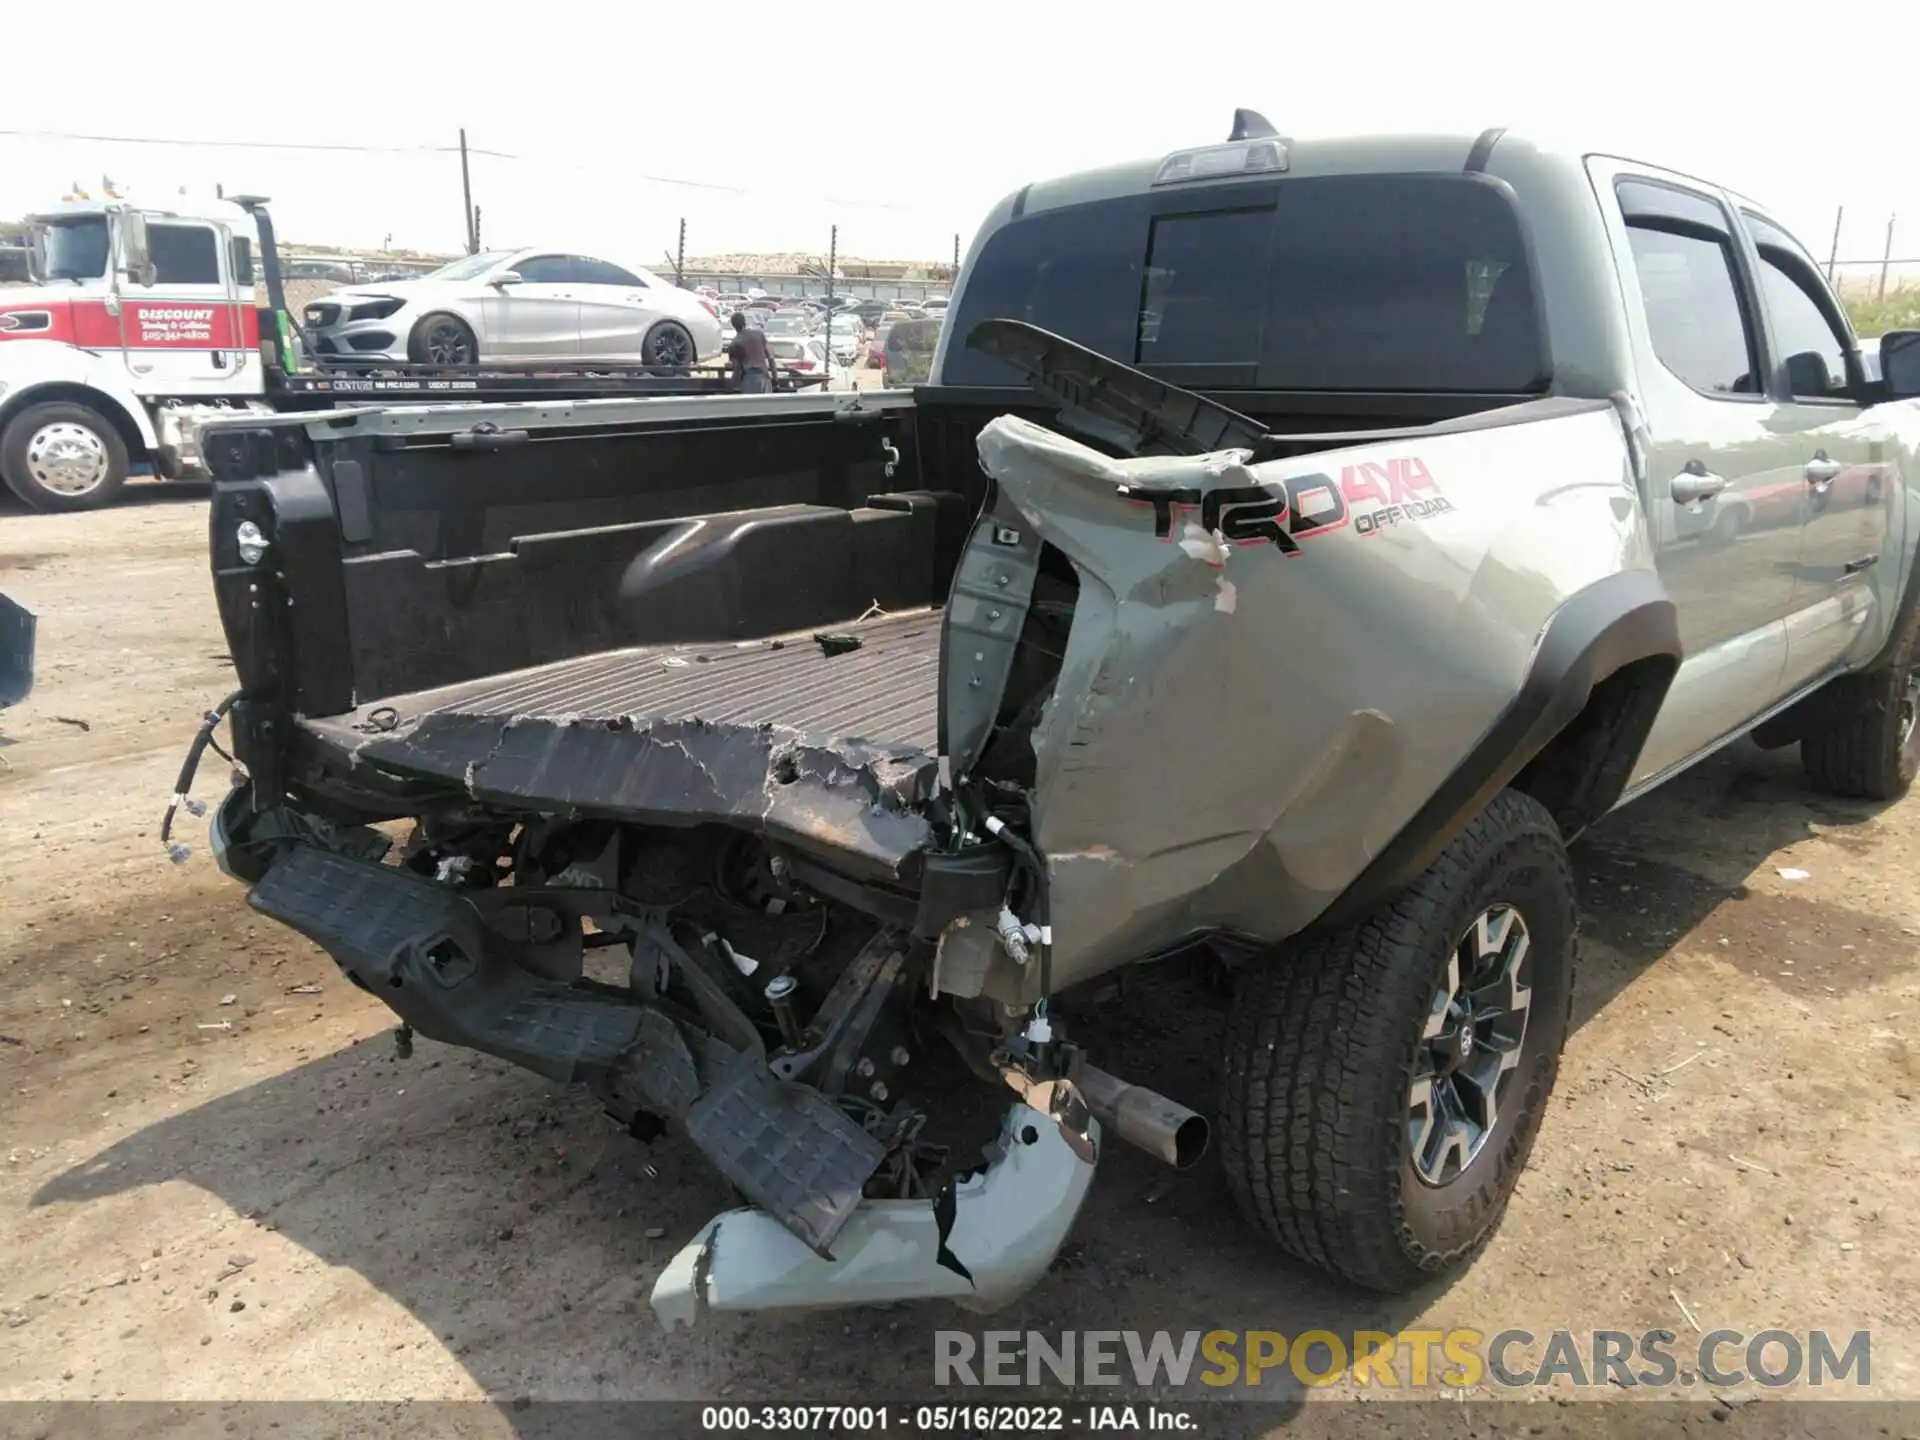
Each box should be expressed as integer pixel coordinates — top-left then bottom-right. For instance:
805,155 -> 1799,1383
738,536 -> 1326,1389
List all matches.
727,311 -> 776,394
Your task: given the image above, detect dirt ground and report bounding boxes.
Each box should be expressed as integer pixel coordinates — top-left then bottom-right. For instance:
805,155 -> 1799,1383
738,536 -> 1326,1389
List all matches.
2,485 -> 1918,1432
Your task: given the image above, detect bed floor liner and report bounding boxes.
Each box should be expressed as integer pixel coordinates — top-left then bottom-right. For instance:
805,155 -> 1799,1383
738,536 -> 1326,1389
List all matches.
299,609 -> 945,879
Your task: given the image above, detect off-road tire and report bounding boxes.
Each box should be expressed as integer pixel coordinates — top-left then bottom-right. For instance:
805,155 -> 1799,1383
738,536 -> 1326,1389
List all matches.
1,401 -> 131,512
407,312 -> 478,366
1218,789 -> 1576,1293
1800,597 -> 1920,801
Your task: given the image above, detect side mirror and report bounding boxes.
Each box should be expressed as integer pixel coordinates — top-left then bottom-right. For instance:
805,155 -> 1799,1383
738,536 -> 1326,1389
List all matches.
489,270 -> 523,288
120,210 -> 155,286
1784,350 -> 1834,398
1880,332 -> 1920,400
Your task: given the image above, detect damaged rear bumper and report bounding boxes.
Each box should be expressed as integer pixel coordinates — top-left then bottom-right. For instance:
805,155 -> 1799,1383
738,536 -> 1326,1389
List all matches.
651,1102 -> 1099,1327
225,814 -> 1099,1322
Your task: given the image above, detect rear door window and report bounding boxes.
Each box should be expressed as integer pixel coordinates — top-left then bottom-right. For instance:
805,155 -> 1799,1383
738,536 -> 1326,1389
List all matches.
943,174 -> 1545,392
515,255 -> 574,283
1623,224 -> 1758,396
577,257 -> 645,287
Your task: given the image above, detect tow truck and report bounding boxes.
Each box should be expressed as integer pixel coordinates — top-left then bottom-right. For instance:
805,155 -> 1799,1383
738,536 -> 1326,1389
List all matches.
0,189 -> 799,511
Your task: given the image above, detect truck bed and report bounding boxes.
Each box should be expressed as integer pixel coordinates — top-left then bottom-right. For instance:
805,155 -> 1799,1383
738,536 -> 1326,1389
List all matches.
301,609 -> 946,881
305,607 -> 942,751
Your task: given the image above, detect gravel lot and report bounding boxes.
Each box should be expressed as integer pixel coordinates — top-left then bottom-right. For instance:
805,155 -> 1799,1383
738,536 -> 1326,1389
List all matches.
1,485 -> 1917,1433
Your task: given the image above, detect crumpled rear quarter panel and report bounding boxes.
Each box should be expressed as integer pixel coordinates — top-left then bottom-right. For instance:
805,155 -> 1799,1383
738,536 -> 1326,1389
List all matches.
976,404 -> 1652,985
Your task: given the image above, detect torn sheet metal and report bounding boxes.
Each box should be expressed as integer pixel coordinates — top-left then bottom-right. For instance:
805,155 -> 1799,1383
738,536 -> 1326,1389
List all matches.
972,406 -> 1654,989
651,1103 -> 1099,1328
344,712 -> 937,883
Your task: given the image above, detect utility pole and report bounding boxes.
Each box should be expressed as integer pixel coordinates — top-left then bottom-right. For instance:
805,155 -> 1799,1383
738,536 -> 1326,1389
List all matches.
459,128 -> 477,254
952,232 -> 960,279
675,218 -> 687,289
1826,206 -> 1844,283
826,224 -> 838,386
1879,215 -> 1898,301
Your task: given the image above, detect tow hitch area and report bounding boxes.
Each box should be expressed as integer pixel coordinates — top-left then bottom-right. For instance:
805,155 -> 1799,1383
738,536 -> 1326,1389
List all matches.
228,799 -> 1210,1321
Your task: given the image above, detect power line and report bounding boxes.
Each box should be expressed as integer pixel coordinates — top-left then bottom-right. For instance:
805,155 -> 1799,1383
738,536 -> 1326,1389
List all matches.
0,126 -> 938,215
0,127 -> 514,158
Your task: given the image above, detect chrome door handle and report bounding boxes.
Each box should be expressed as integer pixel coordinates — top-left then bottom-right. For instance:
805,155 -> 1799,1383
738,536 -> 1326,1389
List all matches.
1806,453 -> 1842,487
1671,462 -> 1729,505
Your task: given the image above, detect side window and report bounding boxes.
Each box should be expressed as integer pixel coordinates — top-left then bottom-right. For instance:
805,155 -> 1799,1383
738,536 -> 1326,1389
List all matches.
1743,215 -> 1852,400
1754,254 -> 1850,398
230,236 -> 253,286
149,224 -> 221,285
1137,208 -> 1271,365
1624,223 -> 1758,396
514,255 -> 573,283
577,257 -> 644,287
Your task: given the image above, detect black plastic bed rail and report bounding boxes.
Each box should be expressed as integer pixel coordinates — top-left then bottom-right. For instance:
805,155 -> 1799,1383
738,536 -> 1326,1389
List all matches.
275,356 -> 827,402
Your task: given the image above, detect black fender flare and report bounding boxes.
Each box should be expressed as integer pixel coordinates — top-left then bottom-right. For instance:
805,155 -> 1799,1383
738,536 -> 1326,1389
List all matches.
1313,569 -> 1679,932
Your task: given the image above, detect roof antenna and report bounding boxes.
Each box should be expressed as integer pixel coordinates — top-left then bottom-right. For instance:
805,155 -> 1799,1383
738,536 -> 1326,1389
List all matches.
1229,109 -> 1278,142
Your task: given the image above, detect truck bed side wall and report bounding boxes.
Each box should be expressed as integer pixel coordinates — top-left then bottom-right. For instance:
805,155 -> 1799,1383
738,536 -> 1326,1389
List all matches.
207,398 -> 984,718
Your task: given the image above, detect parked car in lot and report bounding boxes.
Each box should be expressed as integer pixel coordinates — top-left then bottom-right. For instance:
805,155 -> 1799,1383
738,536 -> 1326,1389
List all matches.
304,248 -> 724,368
761,313 -> 816,341
284,259 -> 357,283
881,315 -> 940,384
863,311 -> 915,366
767,335 -> 830,375
821,316 -> 865,367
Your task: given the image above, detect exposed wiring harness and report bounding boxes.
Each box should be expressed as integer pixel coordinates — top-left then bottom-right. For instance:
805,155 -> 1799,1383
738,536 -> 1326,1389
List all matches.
159,690 -> 244,862
956,778 -> 1053,1008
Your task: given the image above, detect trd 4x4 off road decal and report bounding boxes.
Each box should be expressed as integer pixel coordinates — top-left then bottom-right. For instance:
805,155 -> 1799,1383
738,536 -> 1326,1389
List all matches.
1121,456 -> 1454,555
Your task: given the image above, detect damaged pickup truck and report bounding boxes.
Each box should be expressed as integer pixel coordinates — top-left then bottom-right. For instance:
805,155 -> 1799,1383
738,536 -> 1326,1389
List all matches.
185,118 -> 1920,1322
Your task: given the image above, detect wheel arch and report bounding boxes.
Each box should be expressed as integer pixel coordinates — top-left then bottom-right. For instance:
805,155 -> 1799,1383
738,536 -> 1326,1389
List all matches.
1313,569 -> 1679,932
0,381 -> 154,459
407,310 -> 478,363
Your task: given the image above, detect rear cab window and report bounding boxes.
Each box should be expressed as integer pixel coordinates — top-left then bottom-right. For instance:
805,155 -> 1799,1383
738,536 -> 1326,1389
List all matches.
942,173 -> 1548,393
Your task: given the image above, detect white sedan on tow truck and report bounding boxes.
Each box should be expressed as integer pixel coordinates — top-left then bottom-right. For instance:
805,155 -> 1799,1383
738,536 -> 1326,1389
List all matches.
304,248 -> 725,369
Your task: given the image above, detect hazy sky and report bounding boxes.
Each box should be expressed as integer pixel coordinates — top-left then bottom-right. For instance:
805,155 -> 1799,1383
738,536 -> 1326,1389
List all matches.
4,0 -> 1917,278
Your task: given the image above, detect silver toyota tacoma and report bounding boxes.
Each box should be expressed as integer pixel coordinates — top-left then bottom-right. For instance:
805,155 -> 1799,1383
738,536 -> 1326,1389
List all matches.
185,115 -> 1920,1323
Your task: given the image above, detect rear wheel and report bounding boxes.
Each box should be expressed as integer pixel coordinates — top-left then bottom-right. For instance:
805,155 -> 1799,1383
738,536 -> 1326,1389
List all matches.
642,320 -> 694,374
1800,597 -> 1920,800
1218,789 -> 1576,1292
407,312 -> 478,365
1,402 -> 131,512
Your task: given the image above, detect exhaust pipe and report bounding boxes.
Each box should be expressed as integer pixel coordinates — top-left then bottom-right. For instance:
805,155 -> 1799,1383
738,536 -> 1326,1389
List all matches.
1076,1063 -> 1209,1171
